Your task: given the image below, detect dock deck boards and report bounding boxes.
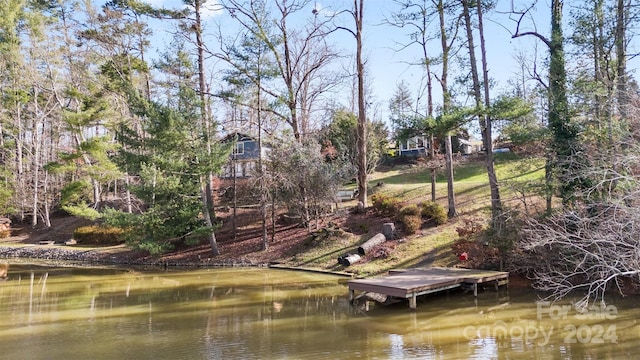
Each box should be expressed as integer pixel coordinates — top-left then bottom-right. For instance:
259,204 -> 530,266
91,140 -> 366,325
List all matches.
348,267 -> 509,309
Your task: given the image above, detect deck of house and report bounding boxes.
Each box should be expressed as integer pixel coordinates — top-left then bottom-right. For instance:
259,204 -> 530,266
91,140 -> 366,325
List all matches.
348,267 -> 509,309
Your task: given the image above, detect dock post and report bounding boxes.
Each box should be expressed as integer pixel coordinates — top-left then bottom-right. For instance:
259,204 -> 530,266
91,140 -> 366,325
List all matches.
409,294 -> 417,309
473,283 -> 478,297
349,289 -> 355,304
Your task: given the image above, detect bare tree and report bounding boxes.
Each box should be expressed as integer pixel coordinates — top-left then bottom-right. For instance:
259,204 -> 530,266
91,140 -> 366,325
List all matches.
387,0 -> 438,202
515,98 -> 640,308
518,192 -> 640,308
461,0 -> 503,225
219,0 -> 339,141
510,0 -> 593,207
354,0 -> 367,208
333,0 -> 367,208
436,0 -> 461,218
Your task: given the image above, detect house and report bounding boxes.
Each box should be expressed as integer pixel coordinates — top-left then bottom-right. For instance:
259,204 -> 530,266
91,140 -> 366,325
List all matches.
398,135 -> 429,157
220,132 -> 268,179
458,138 -> 484,155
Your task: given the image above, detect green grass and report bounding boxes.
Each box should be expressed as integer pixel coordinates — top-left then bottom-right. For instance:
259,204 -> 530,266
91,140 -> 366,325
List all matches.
286,155 -> 546,276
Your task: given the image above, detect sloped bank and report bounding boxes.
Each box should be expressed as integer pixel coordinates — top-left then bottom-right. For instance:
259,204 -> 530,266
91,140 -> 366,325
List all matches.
0,245 -> 266,268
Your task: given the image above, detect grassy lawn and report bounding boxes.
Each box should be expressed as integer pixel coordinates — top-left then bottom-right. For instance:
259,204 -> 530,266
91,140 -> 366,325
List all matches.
287,154 -> 546,276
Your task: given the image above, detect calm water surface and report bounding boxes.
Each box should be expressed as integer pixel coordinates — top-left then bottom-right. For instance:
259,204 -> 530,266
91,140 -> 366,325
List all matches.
0,263 -> 638,359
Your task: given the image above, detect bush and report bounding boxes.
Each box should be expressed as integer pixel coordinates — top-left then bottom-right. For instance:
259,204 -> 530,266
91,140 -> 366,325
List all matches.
455,217 -> 485,238
371,193 -> 403,216
399,205 -> 421,217
451,239 -> 500,269
421,201 -> 448,225
371,193 -> 389,210
382,198 -> 402,215
73,225 -> 124,245
400,214 -> 422,235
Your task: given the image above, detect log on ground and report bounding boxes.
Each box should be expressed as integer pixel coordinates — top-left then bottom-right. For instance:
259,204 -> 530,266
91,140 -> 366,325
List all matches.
358,233 -> 387,255
342,253 -> 361,266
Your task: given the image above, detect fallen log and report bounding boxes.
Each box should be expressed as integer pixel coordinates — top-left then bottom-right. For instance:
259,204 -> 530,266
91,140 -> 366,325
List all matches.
342,253 -> 361,266
358,233 -> 387,255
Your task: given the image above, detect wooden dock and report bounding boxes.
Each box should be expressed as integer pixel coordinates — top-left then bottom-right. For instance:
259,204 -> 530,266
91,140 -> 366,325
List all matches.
348,267 -> 509,309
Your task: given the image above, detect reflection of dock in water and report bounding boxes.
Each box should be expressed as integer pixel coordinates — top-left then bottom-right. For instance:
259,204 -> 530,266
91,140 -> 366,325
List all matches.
348,267 -> 509,309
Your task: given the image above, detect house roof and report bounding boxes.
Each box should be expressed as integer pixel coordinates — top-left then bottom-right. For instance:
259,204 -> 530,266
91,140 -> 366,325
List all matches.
459,138 -> 483,146
221,132 -> 256,143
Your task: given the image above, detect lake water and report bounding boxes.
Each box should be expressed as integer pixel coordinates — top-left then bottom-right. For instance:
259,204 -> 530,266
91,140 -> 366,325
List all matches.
0,263 -> 638,359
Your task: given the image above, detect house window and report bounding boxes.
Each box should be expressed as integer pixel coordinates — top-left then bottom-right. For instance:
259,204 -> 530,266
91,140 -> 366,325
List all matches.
407,137 -> 425,149
246,161 -> 255,175
234,142 -> 245,155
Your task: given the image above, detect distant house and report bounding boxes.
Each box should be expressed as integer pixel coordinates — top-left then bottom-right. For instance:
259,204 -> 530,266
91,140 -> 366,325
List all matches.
220,132 -> 268,179
399,135 -> 429,157
458,138 -> 484,155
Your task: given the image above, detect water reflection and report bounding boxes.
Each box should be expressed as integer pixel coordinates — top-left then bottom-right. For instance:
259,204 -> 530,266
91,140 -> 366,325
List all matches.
0,264 -> 638,359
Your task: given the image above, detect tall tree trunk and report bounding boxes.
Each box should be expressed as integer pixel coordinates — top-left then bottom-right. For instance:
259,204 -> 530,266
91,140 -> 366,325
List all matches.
438,0 -> 456,217
43,170 -> 51,228
462,0 -> 503,225
16,109 -> 25,223
200,175 -> 219,256
125,173 -> 133,213
31,116 -> 41,228
271,189 -> 276,243
232,157 -> 237,241
430,136 -> 436,202
420,1 -> 436,203
194,0 -> 219,254
445,135 -> 457,218
616,0 -> 628,119
549,0 -> 578,203
257,53 -> 267,250
355,0 -> 368,208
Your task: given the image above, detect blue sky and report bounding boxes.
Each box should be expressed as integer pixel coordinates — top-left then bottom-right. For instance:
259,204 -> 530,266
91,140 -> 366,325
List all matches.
138,0 -> 548,117
121,0 -> 637,129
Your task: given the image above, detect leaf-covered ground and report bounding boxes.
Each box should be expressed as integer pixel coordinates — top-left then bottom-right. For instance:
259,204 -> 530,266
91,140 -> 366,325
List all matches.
0,206 -> 412,271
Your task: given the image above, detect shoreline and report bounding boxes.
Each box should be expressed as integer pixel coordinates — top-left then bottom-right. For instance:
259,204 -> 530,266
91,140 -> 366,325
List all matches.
0,245 -> 535,288
0,244 -> 268,268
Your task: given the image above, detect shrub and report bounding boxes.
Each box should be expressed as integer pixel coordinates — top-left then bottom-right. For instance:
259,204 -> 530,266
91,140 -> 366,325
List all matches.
399,205 -> 421,217
371,193 -> 390,211
381,197 -> 402,215
371,193 -> 403,216
73,225 -> 124,245
421,201 -> 448,225
455,217 -> 485,238
400,214 -> 422,235
451,239 -> 500,269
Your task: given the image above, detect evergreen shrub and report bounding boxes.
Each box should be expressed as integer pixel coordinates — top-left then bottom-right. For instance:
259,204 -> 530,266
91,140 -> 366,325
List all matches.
371,193 -> 402,216
421,201 -> 448,225
400,214 -> 422,235
73,225 -> 124,245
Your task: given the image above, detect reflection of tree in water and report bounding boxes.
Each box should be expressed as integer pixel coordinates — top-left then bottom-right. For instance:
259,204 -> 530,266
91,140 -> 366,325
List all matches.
0,262 -> 7,278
